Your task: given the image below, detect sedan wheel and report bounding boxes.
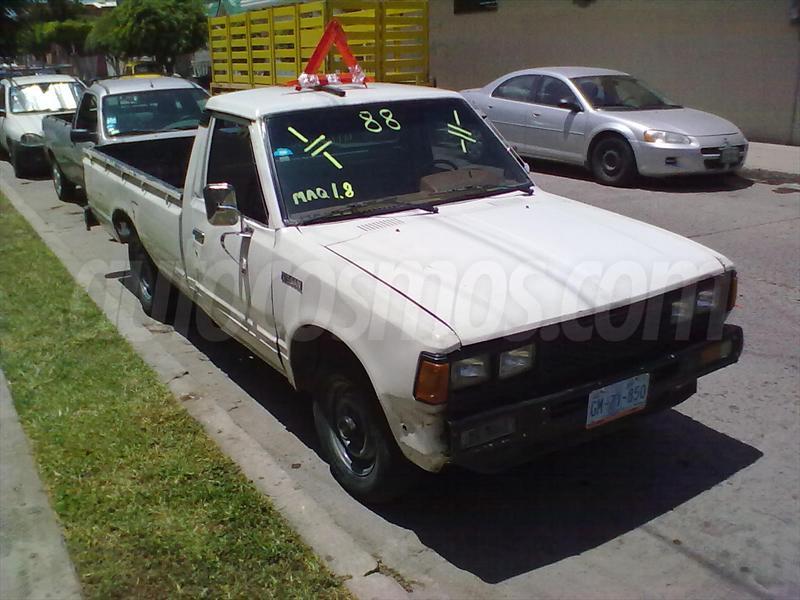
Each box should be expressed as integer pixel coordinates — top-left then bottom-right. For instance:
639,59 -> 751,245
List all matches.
591,137 -> 637,186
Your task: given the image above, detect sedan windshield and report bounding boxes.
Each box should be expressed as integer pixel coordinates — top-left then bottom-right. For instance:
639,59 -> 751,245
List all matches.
571,75 -> 680,110
9,81 -> 83,114
102,88 -> 208,137
266,98 -> 531,224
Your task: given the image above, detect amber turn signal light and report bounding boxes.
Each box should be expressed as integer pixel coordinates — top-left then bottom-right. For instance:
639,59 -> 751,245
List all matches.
414,359 -> 449,405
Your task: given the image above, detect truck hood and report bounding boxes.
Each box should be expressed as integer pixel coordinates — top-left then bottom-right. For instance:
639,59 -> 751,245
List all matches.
607,107 -> 740,137
301,190 -> 728,346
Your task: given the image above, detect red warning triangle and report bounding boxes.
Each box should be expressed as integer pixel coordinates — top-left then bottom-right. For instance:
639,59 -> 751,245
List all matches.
287,19 -> 371,90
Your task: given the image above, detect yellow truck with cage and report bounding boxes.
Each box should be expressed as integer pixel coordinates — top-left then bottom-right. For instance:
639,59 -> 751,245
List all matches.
207,0 -> 428,94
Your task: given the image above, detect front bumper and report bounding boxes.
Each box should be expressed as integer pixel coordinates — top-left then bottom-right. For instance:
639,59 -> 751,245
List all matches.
447,324 -> 743,472
634,135 -> 748,177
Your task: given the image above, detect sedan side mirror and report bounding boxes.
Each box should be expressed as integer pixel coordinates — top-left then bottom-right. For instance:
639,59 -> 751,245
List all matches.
0,108 -> 6,117
70,128 -> 97,144
557,98 -> 582,112
203,182 -> 241,226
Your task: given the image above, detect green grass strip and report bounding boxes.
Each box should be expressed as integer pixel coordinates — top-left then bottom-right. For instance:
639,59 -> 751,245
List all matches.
0,194 -> 349,598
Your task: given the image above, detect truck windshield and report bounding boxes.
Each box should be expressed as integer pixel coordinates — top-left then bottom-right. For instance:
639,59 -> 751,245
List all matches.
102,88 -> 208,137
9,81 -> 83,114
265,98 -> 531,224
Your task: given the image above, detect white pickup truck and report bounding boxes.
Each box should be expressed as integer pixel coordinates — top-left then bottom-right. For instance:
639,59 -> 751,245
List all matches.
83,83 -> 743,502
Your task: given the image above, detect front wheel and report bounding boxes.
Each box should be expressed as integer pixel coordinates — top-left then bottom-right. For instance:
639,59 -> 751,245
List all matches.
9,143 -> 27,179
51,158 -> 76,202
313,368 -> 420,503
591,137 -> 637,186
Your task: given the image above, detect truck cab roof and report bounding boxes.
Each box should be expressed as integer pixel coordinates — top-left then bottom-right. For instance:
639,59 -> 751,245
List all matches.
205,83 -> 463,121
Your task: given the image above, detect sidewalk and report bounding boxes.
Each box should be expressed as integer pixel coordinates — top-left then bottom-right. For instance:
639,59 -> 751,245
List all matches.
744,141 -> 800,176
0,370 -> 82,600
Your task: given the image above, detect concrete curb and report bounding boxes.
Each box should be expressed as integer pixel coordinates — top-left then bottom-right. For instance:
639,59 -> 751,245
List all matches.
744,142 -> 800,176
0,179 -> 410,599
0,370 -> 83,600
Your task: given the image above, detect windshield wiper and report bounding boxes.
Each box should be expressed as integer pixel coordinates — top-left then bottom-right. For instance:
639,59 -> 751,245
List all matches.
298,198 -> 438,226
431,181 -> 534,202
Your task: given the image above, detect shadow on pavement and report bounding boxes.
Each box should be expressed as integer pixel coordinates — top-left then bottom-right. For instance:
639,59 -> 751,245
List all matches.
527,158 -> 756,193
374,411 -> 761,583
119,276 -> 762,585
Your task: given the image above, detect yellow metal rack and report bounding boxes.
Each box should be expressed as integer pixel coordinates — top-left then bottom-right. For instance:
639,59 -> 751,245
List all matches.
208,0 -> 428,94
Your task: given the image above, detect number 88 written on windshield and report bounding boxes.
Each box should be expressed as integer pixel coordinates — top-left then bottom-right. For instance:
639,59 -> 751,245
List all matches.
359,109 -> 401,133
292,181 -> 355,205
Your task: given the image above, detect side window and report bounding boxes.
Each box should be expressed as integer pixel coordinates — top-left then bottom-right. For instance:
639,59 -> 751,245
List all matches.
534,76 -> 578,108
206,117 -> 268,225
0,83 -> 5,111
75,93 -> 97,132
492,75 -> 537,103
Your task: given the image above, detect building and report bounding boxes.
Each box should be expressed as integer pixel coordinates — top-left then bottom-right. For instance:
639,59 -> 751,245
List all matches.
430,0 -> 800,145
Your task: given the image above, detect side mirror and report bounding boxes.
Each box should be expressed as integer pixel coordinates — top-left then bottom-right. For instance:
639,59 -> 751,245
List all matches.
203,182 -> 240,226
557,98 -> 582,112
70,128 -> 96,144
0,108 -> 6,117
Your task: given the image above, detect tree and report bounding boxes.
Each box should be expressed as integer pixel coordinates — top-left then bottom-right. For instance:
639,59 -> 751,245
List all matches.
88,0 -> 207,73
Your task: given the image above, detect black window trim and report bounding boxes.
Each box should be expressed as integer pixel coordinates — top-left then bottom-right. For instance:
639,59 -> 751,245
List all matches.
205,111 -> 270,227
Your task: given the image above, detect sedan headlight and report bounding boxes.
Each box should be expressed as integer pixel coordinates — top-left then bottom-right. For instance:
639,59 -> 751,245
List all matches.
498,344 -> 535,379
643,130 -> 692,145
450,355 -> 490,390
20,133 -> 44,146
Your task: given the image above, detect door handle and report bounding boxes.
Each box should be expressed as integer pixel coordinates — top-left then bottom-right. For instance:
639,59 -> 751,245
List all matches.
532,112 -> 540,118
192,228 -> 205,244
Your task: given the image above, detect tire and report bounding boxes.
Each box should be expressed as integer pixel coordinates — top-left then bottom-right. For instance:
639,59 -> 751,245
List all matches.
9,143 -> 27,179
128,235 -> 175,320
313,366 -> 420,503
51,157 -> 76,202
591,136 -> 637,187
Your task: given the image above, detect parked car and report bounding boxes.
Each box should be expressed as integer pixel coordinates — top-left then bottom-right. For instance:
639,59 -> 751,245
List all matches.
461,67 -> 749,186
81,83 -> 743,502
0,74 -> 84,177
42,76 -> 208,201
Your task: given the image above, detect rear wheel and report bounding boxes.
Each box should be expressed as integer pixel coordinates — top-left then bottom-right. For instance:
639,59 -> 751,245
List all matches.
128,235 -> 175,320
51,158 -> 76,202
313,366 -> 420,503
591,136 -> 637,186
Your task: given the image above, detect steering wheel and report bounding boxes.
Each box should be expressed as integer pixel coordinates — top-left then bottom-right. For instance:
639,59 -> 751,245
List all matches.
162,117 -> 198,130
431,159 -> 459,171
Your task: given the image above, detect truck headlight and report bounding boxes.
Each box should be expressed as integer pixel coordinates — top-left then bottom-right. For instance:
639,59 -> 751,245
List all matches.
643,130 -> 692,145
20,133 -> 44,146
498,344 -> 535,379
450,355 -> 490,390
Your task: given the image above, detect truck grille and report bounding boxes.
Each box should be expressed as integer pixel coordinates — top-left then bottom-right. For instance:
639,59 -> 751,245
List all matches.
446,274 -> 732,417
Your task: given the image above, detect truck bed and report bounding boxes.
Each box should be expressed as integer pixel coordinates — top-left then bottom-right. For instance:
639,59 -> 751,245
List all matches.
94,135 -> 195,190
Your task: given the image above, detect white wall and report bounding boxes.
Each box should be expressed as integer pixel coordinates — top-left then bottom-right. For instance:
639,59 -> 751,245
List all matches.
430,0 -> 800,145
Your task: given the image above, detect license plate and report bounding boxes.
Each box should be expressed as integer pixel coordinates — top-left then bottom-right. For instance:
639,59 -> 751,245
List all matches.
586,374 -> 650,429
720,146 -> 739,164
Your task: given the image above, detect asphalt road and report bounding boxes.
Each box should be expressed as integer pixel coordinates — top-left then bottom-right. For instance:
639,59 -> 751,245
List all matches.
1,158 -> 798,599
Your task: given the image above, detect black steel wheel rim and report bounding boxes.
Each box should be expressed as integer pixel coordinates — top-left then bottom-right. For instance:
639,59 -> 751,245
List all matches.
328,388 -> 376,477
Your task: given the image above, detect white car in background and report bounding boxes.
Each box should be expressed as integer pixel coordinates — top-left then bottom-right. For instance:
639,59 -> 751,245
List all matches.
0,73 -> 85,178
461,67 -> 749,186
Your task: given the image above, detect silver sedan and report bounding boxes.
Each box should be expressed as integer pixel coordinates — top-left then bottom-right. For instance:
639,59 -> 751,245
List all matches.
461,67 -> 748,186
